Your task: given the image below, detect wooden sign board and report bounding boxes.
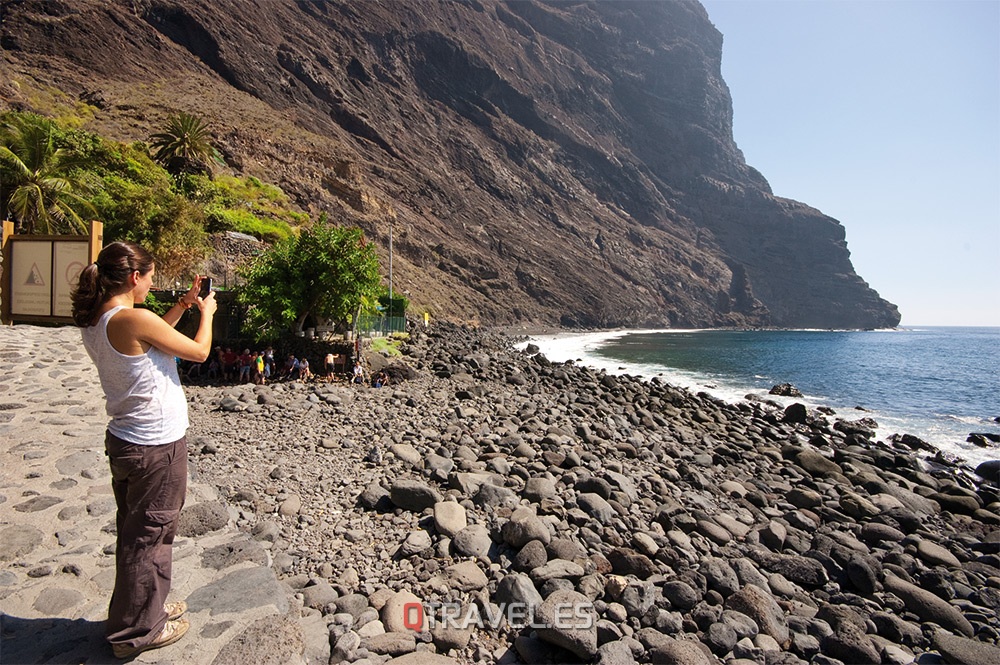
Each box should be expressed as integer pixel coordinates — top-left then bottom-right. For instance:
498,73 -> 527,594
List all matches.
1,221 -> 102,324
11,239 -> 54,316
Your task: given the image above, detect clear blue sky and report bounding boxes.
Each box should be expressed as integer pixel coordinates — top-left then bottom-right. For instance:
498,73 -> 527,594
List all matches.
701,0 -> 1000,327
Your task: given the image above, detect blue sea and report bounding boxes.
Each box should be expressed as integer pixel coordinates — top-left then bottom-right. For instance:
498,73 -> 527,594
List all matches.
525,327 -> 1000,468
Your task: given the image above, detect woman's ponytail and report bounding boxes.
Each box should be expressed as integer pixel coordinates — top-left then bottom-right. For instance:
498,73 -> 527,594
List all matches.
70,241 -> 155,327
71,263 -> 103,327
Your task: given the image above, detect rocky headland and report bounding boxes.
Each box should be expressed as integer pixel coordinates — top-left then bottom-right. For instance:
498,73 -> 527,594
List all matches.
1,322 -> 998,665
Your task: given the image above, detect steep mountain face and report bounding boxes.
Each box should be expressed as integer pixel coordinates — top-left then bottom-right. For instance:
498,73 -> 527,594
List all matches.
1,0 -> 900,329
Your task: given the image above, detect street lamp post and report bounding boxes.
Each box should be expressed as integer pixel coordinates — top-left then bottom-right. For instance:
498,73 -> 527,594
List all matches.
388,222 -> 393,334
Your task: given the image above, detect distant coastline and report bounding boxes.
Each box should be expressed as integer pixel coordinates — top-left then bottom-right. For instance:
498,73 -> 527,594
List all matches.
523,326 -> 1000,468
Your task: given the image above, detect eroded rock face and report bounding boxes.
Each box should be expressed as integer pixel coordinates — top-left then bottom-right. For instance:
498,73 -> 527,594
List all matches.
0,0 -> 900,329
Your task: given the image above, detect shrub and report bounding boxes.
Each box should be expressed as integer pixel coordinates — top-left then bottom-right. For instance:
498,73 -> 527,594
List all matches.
205,206 -> 293,243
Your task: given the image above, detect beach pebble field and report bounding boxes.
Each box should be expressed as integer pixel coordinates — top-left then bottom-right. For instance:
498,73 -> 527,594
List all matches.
1,322 -> 998,665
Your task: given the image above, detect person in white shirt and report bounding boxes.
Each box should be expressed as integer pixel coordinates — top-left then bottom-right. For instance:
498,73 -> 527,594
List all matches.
72,241 -> 216,659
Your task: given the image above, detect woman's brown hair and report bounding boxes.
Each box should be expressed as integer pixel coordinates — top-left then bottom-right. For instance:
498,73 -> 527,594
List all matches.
71,242 -> 154,327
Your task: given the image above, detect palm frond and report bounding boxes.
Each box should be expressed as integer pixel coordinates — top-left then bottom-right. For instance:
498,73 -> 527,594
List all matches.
1,115 -> 96,234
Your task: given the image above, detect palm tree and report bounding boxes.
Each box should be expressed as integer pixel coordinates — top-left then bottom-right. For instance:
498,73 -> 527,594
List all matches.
149,112 -> 220,175
0,114 -> 94,234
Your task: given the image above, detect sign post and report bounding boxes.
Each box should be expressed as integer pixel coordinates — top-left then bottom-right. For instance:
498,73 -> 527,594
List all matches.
0,220 -> 14,324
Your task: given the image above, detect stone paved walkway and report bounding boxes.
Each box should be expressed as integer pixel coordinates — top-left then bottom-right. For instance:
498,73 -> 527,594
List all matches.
0,325 -> 306,664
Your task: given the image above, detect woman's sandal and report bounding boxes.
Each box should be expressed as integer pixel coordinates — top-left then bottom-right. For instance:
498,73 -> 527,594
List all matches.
111,617 -> 189,659
165,599 -> 187,621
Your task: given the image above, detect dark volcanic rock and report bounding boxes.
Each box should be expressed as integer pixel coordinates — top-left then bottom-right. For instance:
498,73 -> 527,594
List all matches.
770,384 -> 803,398
934,629 -> 1000,665
794,450 -> 843,478
975,459 -> 1000,482
389,479 -> 442,512
211,614 -> 304,665
534,590 -> 598,659
782,402 -> 808,424
883,574 -> 974,637
725,584 -> 790,648
178,501 -> 230,537
820,624 -> 880,665
8,314 -> 1000,665
648,637 -> 715,665
661,580 -> 701,612
767,555 -> 829,588
608,548 -> 658,580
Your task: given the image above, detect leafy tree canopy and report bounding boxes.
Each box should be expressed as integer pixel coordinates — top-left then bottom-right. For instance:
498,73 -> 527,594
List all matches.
237,221 -> 382,340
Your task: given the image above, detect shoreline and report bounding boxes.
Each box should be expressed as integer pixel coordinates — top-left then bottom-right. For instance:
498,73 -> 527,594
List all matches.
2,322 -> 997,664
520,326 -> 1000,469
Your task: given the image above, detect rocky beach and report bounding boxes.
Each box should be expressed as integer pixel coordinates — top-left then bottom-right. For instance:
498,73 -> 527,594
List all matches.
1,322 -> 998,665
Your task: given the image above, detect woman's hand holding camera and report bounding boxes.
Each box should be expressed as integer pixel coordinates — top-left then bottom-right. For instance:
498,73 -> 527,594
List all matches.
180,276 -> 216,316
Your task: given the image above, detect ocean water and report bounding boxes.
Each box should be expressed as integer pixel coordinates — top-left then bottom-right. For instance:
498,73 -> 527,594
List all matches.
524,327 -> 1000,468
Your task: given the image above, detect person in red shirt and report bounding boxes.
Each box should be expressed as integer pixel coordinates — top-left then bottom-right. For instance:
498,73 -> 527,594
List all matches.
238,349 -> 253,383
222,348 -> 238,382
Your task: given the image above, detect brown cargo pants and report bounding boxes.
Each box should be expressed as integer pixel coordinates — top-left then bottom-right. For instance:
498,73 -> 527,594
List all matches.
104,430 -> 187,650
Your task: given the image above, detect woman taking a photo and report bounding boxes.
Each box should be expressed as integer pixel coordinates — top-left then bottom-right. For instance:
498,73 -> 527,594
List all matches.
72,242 -> 216,659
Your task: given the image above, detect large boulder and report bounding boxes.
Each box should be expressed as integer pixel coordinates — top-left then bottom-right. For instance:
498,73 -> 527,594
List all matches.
974,459 -> 1000,483
647,636 -> 715,665
501,508 -> 551,547
607,548 -> 657,580
794,450 -> 843,478
441,561 -> 488,592
389,479 -> 442,512
495,573 -> 544,621
769,383 -> 802,397
432,501 -> 467,537
577,492 -> 616,524
211,615 -> 305,665
934,629 -> 1000,665
534,590 -> 598,660
381,590 -> 426,633
452,523 -> 492,558
883,574 -> 974,637
724,584 -> 790,648
178,501 -> 230,536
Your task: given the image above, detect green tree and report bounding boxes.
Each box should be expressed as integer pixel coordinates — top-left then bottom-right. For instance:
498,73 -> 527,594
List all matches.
237,222 -> 381,340
149,112 -> 219,175
0,113 -> 95,234
378,292 -> 409,317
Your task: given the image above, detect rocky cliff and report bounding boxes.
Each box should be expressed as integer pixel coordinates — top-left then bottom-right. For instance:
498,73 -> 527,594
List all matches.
0,0 -> 900,329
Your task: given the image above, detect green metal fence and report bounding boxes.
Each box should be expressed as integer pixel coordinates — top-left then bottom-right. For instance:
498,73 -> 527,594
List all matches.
356,314 -> 407,335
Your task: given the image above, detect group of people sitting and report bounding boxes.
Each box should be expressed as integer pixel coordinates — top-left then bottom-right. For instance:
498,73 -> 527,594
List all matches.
179,346 -> 391,388
180,347 -> 356,385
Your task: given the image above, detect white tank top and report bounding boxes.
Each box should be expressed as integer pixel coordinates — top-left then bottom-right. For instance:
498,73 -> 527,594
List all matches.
81,306 -> 189,445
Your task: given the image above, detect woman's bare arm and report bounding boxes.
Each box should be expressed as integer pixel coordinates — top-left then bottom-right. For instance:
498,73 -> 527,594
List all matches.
108,295 -> 217,362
